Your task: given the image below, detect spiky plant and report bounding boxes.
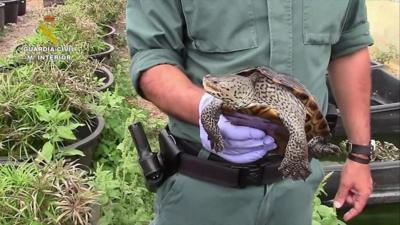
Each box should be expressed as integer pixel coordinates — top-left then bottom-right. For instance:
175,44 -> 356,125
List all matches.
0,160 -> 98,225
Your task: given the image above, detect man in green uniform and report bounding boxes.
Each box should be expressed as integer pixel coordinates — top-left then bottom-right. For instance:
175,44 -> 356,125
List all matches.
126,0 -> 374,224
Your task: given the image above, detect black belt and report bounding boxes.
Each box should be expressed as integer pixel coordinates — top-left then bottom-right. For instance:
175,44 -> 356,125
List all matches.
174,137 -> 284,188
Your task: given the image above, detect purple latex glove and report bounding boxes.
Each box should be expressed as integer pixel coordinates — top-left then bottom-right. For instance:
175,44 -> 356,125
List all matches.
199,94 -> 277,163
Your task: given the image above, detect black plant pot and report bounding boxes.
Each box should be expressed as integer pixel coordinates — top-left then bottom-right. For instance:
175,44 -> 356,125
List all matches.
62,116 -> 105,168
88,42 -> 115,63
0,116 -> 105,168
95,66 -> 115,92
328,68 -> 400,145
0,3 -> 5,32
17,0 -> 25,16
99,24 -> 116,44
322,161 -> 400,204
371,60 -> 384,69
0,0 -> 18,24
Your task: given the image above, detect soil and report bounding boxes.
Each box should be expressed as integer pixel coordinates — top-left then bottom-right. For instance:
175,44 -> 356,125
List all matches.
0,0 -> 43,58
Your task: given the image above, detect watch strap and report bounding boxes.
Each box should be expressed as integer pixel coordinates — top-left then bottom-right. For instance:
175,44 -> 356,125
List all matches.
348,154 -> 370,164
346,142 -> 374,156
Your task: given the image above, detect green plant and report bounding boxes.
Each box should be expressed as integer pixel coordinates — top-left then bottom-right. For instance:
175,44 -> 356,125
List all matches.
372,44 -> 400,64
0,160 -> 98,225
94,107 -> 164,225
0,61 -> 99,158
66,0 -> 126,25
312,172 -> 346,225
33,105 -> 85,163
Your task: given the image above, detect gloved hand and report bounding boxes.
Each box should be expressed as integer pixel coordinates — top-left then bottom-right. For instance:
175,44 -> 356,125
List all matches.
199,93 -> 277,163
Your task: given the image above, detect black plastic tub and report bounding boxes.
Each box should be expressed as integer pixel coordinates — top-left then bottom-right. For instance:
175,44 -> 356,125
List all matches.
329,68 -> 400,144
62,116 -> 105,168
371,61 -> 384,69
0,0 -> 18,24
0,3 -> 5,32
88,42 -> 115,63
322,161 -> 400,202
99,24 -> 116,44
95,66 -> 115,92
0,116 -> 105,169
17,0 -> 25,16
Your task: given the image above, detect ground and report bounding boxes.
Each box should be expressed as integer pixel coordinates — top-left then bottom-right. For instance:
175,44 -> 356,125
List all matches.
0,0 -> 43,57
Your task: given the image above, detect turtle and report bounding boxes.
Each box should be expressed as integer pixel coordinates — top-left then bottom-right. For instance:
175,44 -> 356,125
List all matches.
201,66 -> 340,180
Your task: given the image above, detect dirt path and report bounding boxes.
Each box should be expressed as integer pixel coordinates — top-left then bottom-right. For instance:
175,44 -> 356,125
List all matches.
0,0 -> 42,58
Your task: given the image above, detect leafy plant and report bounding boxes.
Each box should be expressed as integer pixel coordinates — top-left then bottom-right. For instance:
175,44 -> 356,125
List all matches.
0,60 -> 99,158
66,0 -> 126,25
93,107 -> 164,225
312,172 -> 346,225
0,160 -> 98,225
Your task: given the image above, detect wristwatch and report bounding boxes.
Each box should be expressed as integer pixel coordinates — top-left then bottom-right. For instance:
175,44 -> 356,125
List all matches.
346,140 -> 375,164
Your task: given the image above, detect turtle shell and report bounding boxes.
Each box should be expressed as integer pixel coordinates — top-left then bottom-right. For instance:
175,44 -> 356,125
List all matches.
223,66 -> 330,153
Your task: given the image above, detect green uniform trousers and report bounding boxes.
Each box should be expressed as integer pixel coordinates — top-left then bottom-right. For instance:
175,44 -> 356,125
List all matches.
151,158 -> 323,225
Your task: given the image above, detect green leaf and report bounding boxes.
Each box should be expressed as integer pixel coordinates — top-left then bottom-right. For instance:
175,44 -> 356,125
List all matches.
67,123 -> 83,130
321,216 -> 337,225
55,111 -> 72,121
38,142 -> 54,163
60,149 -> 85,157
57,126 -> 77,140
34,105 -> 50,122
317,205 -> 334,218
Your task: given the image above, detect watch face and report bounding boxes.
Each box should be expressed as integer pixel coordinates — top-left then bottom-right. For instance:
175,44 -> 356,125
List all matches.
371,139 -> 376,154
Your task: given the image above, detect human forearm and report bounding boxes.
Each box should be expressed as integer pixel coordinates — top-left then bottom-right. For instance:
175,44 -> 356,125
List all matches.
140,64 -> 204,125
330,48 -> 373,221
328,48 -> 371,146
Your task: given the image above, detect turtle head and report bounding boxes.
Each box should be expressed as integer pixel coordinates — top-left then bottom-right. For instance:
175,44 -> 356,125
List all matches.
203,74 -> 258,108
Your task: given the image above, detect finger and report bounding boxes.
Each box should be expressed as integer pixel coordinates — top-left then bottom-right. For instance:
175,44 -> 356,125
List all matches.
217,147 -> 268,163
345,194 -> 355,206
334,184 -> 351,208
225,112 -> 272,123
219,116 -> 266,140
226,115 -> 277,131
343,193 -> 369,221
224,136 -> 276,149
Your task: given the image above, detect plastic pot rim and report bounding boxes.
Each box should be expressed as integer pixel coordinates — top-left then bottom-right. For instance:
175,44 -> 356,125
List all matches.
88,42 -> 115,59
0,0 -> 19,4
95,66 -> 115,92
99,24 -> 116,39
0,115 -> 105,162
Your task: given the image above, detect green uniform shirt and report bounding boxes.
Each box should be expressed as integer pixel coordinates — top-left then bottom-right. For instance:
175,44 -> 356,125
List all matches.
127,0 -> 373,144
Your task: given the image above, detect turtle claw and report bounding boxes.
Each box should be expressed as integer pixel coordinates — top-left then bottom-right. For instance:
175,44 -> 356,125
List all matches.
308,136 -> 341,158
279,158 -> 311,181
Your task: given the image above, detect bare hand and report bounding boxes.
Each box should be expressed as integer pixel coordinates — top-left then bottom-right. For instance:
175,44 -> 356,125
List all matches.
334,158 -> 373,221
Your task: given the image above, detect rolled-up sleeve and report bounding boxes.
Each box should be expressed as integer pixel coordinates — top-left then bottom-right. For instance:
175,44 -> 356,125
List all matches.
331,0 -> 374,59
126,0 -> 184,96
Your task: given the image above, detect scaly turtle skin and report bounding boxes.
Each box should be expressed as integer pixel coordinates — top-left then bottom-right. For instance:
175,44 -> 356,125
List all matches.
201,66 -> 340,180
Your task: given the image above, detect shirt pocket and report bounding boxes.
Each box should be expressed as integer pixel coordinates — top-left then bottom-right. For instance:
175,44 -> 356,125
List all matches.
181,0 -> 258,53
303,0 -> 349,45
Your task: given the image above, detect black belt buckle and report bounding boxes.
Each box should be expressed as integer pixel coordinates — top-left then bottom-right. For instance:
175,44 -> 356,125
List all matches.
234,165 -> 264,188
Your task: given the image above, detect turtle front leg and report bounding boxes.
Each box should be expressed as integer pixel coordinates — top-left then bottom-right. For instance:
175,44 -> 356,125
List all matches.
308,136 -> 341,158
279,113 -> 311,180
200,99 -> 224,152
